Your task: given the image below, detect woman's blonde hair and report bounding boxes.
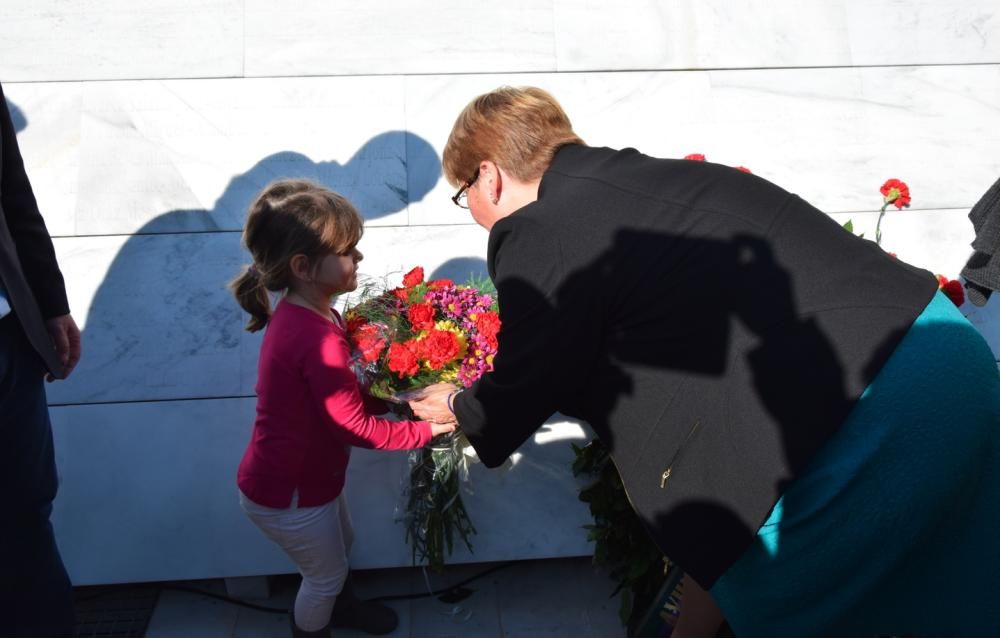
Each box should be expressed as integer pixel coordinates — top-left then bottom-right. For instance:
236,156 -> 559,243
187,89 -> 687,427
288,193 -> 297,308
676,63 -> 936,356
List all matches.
229,179 -> 363,332
442,86 -> 584,187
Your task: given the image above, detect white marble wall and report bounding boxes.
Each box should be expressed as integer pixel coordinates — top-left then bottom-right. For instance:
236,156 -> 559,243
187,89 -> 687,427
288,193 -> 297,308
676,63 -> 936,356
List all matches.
2,1 -> 998,80
49,400 -> 593,584
2,1 -> 999,585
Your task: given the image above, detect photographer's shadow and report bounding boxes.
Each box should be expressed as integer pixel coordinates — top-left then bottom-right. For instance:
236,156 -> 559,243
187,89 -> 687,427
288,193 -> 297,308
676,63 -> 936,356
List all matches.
147,130 -> 441,232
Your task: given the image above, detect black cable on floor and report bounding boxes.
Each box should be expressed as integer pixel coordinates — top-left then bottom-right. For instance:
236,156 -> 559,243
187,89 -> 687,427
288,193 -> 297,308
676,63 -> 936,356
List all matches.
156,561 -> 515,614
158,583 -> 288,614
370,561 -> 513,603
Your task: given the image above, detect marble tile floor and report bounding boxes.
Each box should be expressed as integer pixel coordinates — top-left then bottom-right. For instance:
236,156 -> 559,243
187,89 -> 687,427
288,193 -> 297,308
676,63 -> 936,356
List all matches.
141,557 -> 628,638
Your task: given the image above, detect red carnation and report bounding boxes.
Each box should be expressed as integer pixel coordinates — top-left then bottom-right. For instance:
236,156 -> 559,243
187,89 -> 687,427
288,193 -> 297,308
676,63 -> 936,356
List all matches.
683,153 -> 706,161
402,266 -> 424,288
428,279 -> 454,289
352,324 -> 386,363
735,166 -> 752,174
418,329 -> 463,370
345,313 -> 368,334
880,179 -> 911,209
407,303 -> 436,331
939,278 -> 965,307
475,311 -> 501,349
391,287 -> 410,302
387,341 -> 420,378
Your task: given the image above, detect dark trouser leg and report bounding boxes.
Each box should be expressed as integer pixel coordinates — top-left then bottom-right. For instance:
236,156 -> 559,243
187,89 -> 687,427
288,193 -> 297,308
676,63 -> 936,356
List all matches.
0,315 -> 74,638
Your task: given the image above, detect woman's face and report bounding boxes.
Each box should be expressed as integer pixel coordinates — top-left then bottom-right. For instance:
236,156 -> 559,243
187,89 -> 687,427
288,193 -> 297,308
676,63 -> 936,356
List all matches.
466,165 -> 512,231
466,178 -> 495,230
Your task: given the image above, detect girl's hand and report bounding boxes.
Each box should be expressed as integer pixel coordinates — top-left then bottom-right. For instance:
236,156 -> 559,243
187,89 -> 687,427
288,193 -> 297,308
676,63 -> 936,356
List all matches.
429,421 -> 457,437
408,382 -> 459,425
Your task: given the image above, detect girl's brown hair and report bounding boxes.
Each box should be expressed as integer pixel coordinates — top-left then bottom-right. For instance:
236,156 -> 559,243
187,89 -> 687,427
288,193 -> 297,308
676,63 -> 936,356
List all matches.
442,86 -> 584,187
230,179 -> 363,332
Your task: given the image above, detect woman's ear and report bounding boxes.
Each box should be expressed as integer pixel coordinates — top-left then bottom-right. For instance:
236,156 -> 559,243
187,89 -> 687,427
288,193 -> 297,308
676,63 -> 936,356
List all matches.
289,254 -> 312,281
480,160 -> 502,206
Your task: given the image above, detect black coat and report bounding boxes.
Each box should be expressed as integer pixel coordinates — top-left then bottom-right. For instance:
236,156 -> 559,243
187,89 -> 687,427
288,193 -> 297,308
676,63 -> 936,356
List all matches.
961,176 -> 1000,306
454,144 -> 937,588
0,82 -> 69,376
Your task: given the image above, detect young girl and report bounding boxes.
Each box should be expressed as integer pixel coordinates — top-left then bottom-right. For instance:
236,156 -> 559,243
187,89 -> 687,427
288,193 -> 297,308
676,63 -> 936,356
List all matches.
230,179 -> 454,637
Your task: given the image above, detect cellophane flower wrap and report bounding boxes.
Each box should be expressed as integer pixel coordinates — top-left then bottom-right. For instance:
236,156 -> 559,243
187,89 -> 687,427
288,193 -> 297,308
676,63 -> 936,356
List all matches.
344,266 -> 500,570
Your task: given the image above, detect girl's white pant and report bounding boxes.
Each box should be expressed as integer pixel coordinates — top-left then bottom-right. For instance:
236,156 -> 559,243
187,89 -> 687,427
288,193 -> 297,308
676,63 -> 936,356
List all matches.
239,490 -> 353,632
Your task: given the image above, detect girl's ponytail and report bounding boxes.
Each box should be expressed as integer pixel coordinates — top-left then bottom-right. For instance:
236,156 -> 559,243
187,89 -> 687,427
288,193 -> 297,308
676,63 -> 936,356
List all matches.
230,264 -> 271,332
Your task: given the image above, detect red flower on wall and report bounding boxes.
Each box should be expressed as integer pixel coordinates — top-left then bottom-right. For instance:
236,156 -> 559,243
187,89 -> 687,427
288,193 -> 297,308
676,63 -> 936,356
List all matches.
873,178 -> 913,246
936,275 -> 965,307
880,179 -> 911,209
682,153 -> 752,173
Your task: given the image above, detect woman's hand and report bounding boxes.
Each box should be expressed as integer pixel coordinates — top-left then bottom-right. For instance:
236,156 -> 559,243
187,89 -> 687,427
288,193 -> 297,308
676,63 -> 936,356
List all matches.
671,573 -> 726,638
408,382 -> 460,425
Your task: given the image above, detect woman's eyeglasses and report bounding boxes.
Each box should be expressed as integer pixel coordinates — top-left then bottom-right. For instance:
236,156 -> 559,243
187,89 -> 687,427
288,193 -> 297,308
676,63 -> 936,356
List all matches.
451,168 -> 480,209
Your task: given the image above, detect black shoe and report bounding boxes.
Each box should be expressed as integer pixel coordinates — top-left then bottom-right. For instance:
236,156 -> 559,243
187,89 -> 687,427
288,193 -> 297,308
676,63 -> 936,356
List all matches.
288,606 -> 331,638
329,577 -> 398,635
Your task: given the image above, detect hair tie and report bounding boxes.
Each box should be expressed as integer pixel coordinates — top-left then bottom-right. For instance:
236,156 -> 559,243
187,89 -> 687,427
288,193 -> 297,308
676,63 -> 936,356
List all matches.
247,263 -> 260,280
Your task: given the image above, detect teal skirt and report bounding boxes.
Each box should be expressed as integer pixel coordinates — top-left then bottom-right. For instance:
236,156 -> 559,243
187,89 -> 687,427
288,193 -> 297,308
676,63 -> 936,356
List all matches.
711,292 -> 1000,637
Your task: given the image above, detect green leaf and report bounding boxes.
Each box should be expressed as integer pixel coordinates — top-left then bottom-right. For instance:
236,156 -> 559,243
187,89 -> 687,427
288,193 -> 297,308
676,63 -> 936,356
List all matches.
619,588 -> 634,626
842,219 -> 854,233
573,436 -> 672,628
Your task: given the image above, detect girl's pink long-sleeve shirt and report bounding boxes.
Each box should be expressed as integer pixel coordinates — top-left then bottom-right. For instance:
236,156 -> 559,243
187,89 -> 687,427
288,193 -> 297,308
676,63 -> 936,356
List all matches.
237,299 -> 431,508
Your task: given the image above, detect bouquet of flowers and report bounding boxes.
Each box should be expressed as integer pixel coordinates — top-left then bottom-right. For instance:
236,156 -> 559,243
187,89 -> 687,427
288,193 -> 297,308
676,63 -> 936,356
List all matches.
344,266 -> 501,570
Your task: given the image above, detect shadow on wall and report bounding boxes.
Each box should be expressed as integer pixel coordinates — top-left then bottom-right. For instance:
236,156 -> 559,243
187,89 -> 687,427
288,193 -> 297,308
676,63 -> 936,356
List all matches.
6,98 -> 27,132
45,130 -> 443,404
429,257 -> 489,284
144,130 -> 442,232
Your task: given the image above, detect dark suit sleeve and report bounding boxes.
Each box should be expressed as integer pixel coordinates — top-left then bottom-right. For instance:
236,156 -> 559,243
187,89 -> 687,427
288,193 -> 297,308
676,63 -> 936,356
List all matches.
1,84 -> 69,319
454,215 -> 581,467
